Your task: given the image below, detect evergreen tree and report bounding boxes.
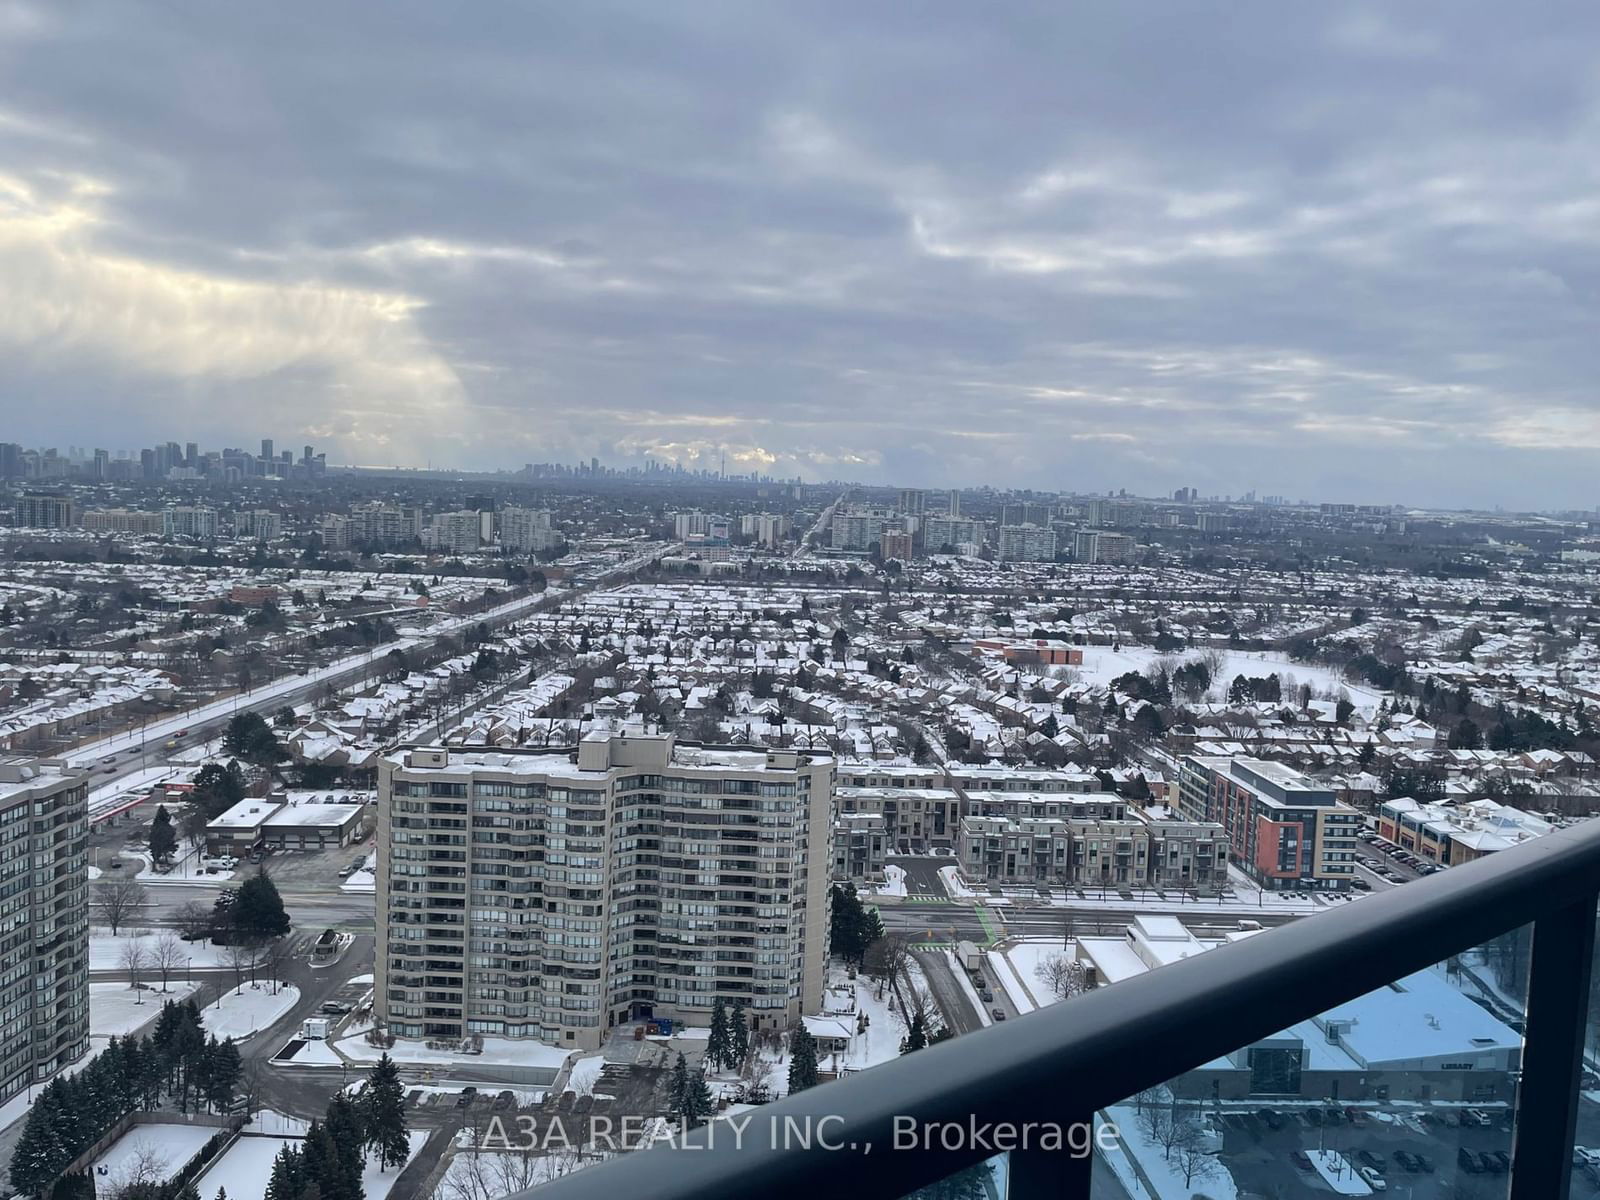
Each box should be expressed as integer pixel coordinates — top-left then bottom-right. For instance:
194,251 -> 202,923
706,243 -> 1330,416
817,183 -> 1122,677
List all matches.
705,998 -> 731,1072
787,1026 -> 819,1095
361,1054 -> 411,1172
669,1052 -> 691,1122
899,1010 -> 928,1055
323,1094 -> 367,1200
264,1144 -> 304,1200
148,805 -> 178,866
232,870 -> 291,941
727,1002 -> 749,1068
206,1038 -> 243,1113
682,1064 -> 715,1129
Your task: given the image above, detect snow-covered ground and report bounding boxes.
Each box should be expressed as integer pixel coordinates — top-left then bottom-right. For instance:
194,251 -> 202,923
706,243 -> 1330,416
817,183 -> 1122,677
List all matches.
1072,645 -> 1385,707
874,864 -> 907,897
566,1054 -> 607,1096
198,1132 -> 424,1200
938,865 -> 978,900
90,933 -> 229,971
202,984 -> 301,1040
986,949 -> 1039,1013
94,1124 -> 218,1187
1307,1149 -> 1372,1195
1102,1103 -> 1240,1200
90,980 -> 200,1038
130,846 -> 239,885
340,853 -> 376,893
275,1037 -> 343,1066
336,1031 -> 571,1072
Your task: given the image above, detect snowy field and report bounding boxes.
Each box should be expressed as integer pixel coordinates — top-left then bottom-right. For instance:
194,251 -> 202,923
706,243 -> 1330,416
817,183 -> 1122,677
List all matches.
1071,646 -> 1385,706
340,853 -> 376,893
202,984 -> 301,1040
94,1124 -> 218,1186
198,1132 -> 423,1200
90,980 -> 200,1038
90,933 -> 229,971
986,949 -> 1042,1013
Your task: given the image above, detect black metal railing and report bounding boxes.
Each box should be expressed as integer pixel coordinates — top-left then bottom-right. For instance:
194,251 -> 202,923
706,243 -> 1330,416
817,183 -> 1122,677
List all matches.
518,818 -> 1600,1200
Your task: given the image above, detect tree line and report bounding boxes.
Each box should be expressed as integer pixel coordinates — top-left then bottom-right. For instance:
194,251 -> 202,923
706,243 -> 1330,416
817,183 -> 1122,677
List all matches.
10,1002 -> 243,1198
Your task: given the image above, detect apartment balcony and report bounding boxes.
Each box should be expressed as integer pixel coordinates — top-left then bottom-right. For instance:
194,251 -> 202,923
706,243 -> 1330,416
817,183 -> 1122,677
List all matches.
521,817 -> 1600,1200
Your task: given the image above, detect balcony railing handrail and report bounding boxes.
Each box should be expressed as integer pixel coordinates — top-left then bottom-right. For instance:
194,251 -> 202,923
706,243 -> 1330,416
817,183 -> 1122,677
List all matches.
519,818 -> 1600,1200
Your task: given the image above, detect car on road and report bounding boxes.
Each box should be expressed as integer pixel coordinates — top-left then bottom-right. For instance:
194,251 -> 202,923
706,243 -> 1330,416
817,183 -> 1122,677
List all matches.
107,859 -> 122,869
103,766 -> 117,774
978,989 -> 994,1003
319,1001 -> 352,1015
990,1008 -> 1005,1021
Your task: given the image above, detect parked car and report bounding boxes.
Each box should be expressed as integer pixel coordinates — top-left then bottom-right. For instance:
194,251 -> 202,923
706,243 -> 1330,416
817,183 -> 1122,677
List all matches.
455,1087 -> 477,1108
1357,1150 -> 1385,1170
1256,1108 -> 1285,1131
1303,1107 -> 1323,1126
1358,1166 -> 1387,1191
1291,1151 -> 1312,1171
1491,1150 -> 1511,1173
1414,1153 -> 1435,1173
493,1091 -> 515,1111
1458,1147 -> 1483,1174
1392,1150 -> 1419,1172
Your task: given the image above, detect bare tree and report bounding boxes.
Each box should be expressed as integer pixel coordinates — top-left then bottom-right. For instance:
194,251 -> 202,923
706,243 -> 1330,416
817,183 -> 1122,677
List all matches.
150,932 -> 187,992
1171,1131 -> 1219,1189
119,942 -> 151,1003
1033,951 -> 1090,1000
223,939 -> 260,994
257,936 -> 292,995
93,878 -> 149,936
172,899 -> 214,941
862,933 -> 914,997
108,1140 -> 170,1200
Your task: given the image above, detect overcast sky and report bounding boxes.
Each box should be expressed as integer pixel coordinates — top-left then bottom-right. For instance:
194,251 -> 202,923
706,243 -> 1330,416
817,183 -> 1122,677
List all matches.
3,2 -> 1599,507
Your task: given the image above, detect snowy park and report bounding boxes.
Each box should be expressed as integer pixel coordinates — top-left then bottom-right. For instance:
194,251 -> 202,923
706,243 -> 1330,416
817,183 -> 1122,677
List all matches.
201,984 -> 301,1040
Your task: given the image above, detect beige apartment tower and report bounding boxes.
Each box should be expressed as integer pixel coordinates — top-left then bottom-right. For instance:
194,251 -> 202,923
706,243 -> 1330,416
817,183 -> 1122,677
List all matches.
0,759 -> 89,1103
376,732 -> 834,1050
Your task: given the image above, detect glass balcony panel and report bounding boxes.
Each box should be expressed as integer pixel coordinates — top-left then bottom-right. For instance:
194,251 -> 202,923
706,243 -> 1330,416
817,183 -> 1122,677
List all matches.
1089,927 -> 1530,1198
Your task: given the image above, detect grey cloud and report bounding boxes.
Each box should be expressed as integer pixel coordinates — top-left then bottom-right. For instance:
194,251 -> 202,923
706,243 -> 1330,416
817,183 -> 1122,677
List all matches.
2,0 -> 1600,504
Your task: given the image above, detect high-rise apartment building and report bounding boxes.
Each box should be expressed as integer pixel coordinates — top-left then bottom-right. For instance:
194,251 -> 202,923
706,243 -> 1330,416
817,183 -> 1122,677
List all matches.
0,759 -> 89,1103
1073,529 -> 1136,564
424,510 -> 481,554
163,505 -> 218,540
997,523 -> 1056,562
501,505 -> 557,553
375,732 -> 834,1049
11,494 -> 77,529
897,489 -> 926,515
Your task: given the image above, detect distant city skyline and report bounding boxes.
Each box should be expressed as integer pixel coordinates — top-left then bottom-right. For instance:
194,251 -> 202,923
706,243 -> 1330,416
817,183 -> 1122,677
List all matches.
4,3 -> 1600,506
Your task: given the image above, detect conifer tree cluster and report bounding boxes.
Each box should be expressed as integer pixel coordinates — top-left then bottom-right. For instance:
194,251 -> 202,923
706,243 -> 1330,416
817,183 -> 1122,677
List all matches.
668,1053 -> 715,1128
263,1053 -> 411,1200
10,1002 -> 243,1198
702,998 -> 750,1073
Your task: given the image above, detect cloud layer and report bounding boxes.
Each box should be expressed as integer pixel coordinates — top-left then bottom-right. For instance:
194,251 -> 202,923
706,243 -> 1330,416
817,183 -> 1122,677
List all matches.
3,1 -> 1599,506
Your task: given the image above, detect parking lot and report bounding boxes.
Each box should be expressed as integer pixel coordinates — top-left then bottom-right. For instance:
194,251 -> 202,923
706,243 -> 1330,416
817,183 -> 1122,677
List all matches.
1212,1103 -> 1516,1196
